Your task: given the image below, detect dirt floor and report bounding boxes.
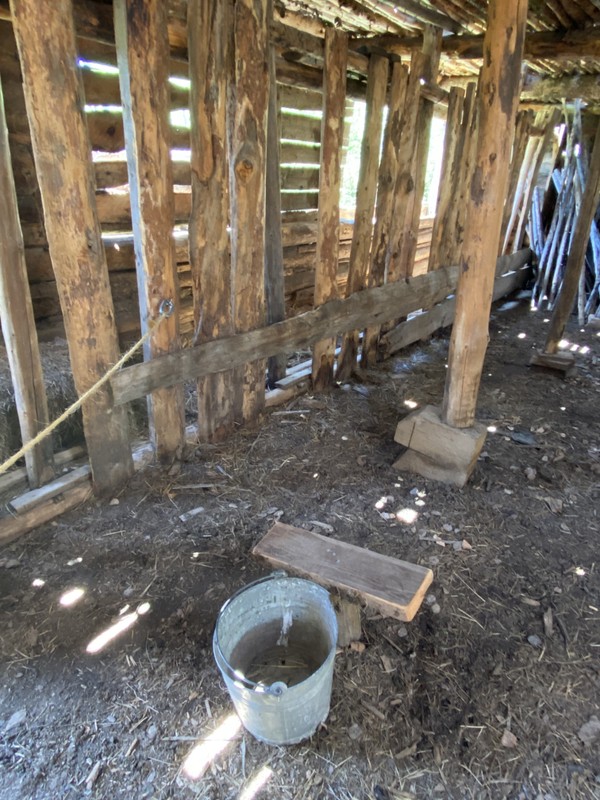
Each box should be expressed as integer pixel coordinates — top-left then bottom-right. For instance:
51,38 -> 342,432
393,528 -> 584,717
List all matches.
0,298 -> 599,800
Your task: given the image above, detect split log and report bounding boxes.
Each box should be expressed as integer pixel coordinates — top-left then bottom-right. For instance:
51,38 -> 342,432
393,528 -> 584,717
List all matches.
442,0 -> 528,429
311,29 -> 348,390
114,0 -> 185,461
336,54 -> 388,381
0,74 -> 54,488
230,0 -> 269,424
499,109 -> 534,251
428,86 -> 464,272
188,0 -> 236,442
10,0 -> 133,493
361,61 -> 409,367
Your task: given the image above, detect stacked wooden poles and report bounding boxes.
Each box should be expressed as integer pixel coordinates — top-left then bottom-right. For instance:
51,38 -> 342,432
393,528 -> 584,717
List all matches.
499,109 -> 534,252
230,0 -> 269,424
311,28 -> 348,390
114,0 -> 185,461
362,62 -> 409,367
0,73 -> 54,488
543,118 -> 600,353
188,0 -> 236,441
336,54 -> 388,381
427,86 -> 465,272
10,0 -> 133,493
442,0 -> 528,429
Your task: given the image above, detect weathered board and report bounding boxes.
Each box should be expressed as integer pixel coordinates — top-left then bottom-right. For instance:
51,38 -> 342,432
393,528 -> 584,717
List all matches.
253,522 -> 433,622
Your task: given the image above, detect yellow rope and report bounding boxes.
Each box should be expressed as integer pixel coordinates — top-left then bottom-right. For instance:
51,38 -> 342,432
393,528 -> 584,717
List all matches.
0,310 -> 169,478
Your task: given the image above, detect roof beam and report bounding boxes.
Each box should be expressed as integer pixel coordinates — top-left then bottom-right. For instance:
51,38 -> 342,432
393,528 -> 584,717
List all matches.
353,25 -> 600,61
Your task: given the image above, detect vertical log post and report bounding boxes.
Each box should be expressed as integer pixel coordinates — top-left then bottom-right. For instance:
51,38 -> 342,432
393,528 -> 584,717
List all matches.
400,27 -> 442,276
0,74 -> 54,488
311,28 -> 348,391
188,0 -> 236,441
114,0 -> 185,460
265,44 -> 286,388
230,0 -> 269,423
336,54 -> 388,381
442,0 -> 528,428
362,62 -> 409,366
450,80 -> 480,268
428,86 -> 465,272
10,0 -> 133,493
387,53 -> 426,283
541,119 -> 600,356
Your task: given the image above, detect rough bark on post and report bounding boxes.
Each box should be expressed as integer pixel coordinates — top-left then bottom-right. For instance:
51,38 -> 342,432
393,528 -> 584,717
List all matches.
387,52 -> 427,283
0,73 -> 53,488
10,0 -> 133,493
336,54 -> 388,381
543,119 -> 600,353
311,28 -> 348,390
188,0 -> 236,441
442,0 -> 528,429
114,0 -> 185,461
362,61 -> 409,366
428,86 -> 465,272
265,43 -> 286,387
400,27 -> 442,276
230,0 -> 269,423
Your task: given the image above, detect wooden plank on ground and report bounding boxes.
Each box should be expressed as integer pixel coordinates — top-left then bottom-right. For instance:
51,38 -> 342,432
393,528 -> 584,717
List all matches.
0,483 -> 92,546
230,0 -> 269,424
114,0 -> 185,461
11,0 -> 133,494
188,0 -> 235,441
311,27 -> 348,390
0,73 -> 54,488
253,522 -> 433,622
336,53 -> 388,380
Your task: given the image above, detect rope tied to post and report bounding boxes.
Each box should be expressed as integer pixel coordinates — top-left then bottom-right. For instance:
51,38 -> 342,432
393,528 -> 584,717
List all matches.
0,300 -> 174,478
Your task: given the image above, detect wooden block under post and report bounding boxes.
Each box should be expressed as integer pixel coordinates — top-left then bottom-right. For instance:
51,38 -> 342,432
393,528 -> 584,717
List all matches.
394,405 -> 487,470
530,350 -> 577,377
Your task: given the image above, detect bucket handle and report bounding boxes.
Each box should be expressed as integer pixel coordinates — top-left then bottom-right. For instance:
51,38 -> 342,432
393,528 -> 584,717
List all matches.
214,571 -> 289,697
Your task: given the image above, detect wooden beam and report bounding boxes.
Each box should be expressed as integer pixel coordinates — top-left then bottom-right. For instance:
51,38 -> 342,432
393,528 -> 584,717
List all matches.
10,0 -> 133,493
0,74 -> 54,488
311,28 -> 348,391
230,0 -> 269,424
188,0 -> 236,442
110,264 -> 462,405
362,61 -> 409,366
543,118 -> 600,354
522,73 -> 600,105
265,43 -> 287,388
500,109 -> 534,252
114,0 -> 185,461
337,54 -> 389,380
354,25 -> 600,62
442,0 -> 528,429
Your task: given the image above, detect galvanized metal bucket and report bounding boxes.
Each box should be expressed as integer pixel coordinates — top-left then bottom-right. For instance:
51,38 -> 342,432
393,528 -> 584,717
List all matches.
213,572 -> 338,745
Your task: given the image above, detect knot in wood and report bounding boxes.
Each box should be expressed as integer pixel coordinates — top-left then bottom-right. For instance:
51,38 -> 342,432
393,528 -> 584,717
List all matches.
235,157 -> 255,183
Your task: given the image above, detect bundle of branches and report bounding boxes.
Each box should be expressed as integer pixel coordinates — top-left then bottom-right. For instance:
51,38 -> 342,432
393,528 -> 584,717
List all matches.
531,101 -> 600,321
